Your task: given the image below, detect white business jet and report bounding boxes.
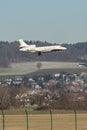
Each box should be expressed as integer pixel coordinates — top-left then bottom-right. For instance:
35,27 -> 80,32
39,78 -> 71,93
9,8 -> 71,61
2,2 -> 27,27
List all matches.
19,39 -> 67,55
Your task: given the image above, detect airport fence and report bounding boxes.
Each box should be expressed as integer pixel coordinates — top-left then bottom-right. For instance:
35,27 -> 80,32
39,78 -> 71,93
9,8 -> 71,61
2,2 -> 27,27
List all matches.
0,109 -> 87,130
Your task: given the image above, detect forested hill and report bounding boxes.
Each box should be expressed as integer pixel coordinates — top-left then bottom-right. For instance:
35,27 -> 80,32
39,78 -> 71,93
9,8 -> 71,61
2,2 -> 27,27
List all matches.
0,40 -> 87,67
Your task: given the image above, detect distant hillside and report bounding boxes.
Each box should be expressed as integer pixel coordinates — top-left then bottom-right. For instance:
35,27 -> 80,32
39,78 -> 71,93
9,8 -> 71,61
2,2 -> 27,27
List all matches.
0,40 -> 87,67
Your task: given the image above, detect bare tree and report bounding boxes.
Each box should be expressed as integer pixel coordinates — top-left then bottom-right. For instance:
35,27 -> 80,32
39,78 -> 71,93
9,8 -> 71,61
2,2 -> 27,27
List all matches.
0,87 -> 11,109
36,62 -> 42,70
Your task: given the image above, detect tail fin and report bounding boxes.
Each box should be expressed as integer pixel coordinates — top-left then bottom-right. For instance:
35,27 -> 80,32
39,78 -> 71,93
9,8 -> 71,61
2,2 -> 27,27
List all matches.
19,39 -> 28,48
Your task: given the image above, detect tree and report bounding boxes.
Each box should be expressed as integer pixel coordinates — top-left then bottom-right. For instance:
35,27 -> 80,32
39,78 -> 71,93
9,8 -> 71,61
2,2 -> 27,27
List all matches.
0,87 -> 11,109
36,62 -> 42,70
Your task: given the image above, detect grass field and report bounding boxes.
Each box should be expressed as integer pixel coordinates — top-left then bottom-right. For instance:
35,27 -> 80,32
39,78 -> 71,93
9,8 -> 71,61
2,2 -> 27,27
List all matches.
0,61 -> 87,76
0,114 -> 87,130
0,109 -> 87,130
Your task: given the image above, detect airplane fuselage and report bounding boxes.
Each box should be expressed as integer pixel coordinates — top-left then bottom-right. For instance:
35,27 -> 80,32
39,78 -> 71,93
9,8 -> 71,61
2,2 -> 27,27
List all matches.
19,39 -> 67,55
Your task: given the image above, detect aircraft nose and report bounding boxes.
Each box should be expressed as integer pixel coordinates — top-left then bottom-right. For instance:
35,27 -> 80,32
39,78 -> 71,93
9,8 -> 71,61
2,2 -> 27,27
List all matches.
63,47 -> 67,50
61,46 -> 67,50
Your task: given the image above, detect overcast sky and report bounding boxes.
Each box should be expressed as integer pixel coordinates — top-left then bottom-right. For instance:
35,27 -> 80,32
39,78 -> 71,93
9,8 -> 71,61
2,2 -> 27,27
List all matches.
0,0 -> 87,44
